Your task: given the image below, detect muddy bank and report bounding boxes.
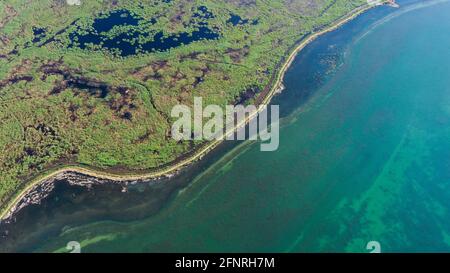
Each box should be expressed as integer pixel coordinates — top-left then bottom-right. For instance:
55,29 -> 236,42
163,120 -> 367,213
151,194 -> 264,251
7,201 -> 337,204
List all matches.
0,171 -> 155,224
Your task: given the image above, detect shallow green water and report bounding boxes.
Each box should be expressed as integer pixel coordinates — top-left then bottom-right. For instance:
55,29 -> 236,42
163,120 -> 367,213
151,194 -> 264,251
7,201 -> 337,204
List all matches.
4,0 -> 450,252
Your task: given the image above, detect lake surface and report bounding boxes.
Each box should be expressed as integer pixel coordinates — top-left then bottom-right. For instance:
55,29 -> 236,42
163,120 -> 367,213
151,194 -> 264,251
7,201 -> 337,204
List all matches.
69,7 -> 220,57
2,0 -> 450,252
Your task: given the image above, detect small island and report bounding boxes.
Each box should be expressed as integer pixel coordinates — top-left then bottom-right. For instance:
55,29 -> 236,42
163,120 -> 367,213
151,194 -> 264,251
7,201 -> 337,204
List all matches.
0,0 -> 390,219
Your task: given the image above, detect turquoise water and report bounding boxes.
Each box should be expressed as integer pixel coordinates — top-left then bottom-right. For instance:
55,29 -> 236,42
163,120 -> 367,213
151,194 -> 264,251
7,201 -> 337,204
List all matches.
2,0 -> 450,252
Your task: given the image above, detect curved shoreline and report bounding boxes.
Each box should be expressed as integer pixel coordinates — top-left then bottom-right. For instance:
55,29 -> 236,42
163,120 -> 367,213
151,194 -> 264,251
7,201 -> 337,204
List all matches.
0,3 -> 386,221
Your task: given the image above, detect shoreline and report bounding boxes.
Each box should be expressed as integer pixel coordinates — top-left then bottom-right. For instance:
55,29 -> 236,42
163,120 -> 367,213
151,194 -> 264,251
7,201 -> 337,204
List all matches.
0,2 -> 388,221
